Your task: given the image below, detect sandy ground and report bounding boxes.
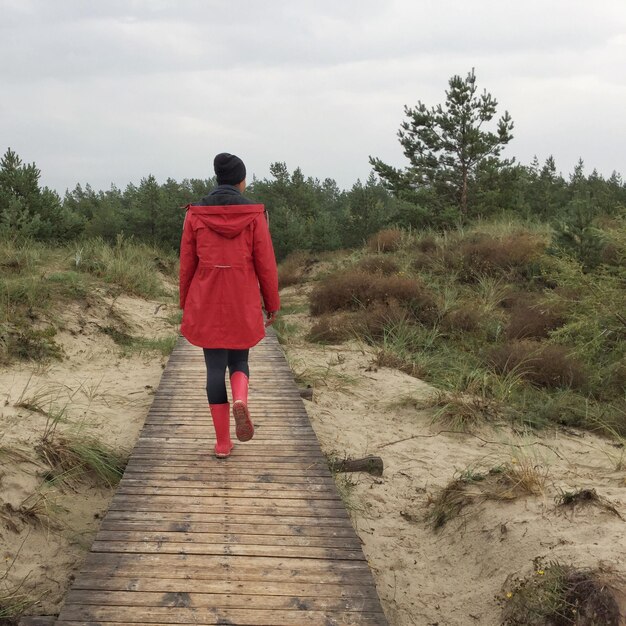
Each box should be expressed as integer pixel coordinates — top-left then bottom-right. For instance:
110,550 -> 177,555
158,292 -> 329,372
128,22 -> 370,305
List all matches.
0,290 -> 178,616
279,283 -> 626,626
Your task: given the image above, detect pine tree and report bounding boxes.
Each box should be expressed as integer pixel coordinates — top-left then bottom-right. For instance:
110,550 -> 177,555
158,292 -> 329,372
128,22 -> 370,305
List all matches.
370,69 -> 514,216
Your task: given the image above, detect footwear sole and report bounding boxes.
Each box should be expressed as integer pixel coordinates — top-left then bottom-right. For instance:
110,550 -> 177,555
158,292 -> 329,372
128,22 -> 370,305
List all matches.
233,401 -> 254,442
214,444 -> 233,459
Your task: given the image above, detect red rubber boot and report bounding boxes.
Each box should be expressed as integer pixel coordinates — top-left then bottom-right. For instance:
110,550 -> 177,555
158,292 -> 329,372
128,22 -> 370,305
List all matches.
230,371 -> 254,442
210,403 -> 233,458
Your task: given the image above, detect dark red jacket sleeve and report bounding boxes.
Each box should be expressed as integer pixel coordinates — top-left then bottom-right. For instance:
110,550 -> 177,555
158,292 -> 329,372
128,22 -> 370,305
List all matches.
252,212 -> 280,313
179,212 -> 198,309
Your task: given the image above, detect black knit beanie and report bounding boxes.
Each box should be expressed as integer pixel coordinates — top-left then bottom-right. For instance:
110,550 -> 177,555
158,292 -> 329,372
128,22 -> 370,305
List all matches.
214,153 -> 246,185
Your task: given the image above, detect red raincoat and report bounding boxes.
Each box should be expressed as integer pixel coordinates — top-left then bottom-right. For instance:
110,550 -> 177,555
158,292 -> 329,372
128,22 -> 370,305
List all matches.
179,204 -> 280,349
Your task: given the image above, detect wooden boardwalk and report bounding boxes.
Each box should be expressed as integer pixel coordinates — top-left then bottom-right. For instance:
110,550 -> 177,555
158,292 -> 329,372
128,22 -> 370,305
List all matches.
55,333 -> 389,626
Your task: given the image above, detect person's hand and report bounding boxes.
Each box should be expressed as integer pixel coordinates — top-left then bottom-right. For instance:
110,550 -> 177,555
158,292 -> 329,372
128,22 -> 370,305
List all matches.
265,311 -> 278,327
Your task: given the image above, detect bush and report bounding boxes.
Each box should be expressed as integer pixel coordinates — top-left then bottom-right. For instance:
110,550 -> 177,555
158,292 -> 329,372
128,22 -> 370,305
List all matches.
415,234 -> 438,253
278,251 -> 312,289
489,340 -> 587,389
354,255 -> 399,276
357,301 -> 408,339
411,251 -> 435,271
506,299 -> 566,340
442,306 -> 483,333
502,561 -> 621,626
366,228 -> 404,253
450,231 -> 546,280
309,270 -> 437,323
307,313 -> 356,344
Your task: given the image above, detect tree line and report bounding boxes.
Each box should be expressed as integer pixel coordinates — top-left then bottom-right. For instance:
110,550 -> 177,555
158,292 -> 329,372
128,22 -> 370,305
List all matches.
2,70 -> 625,260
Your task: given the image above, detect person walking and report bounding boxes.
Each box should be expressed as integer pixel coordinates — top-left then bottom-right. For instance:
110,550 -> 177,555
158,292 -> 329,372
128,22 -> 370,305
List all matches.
179,153 -> 280,458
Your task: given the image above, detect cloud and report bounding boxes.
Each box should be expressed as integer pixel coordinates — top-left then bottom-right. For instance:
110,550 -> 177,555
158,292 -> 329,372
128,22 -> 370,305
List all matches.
1,0 -> 625,192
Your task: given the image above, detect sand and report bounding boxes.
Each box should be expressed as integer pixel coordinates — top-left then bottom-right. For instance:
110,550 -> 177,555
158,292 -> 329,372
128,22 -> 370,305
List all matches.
0,290 -> 178,615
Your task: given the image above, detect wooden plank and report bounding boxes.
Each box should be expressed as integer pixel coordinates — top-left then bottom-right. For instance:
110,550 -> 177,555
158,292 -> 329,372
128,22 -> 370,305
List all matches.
57,606 -> 387,626
94,530 -> 363,550
64,589 -> 383,612
117,477 -> 336,490
97,520 -> 359,538
121,467 -> 333,479
115,486 -> 340,500
103,510 -> 356,528
70,576 -> 376,597
78,552 -> 376,579
90,541 -> 366,560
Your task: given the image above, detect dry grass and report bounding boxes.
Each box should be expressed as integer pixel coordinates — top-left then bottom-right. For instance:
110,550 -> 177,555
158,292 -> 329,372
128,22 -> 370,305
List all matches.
555,488 -> 622,519
502,561 -> 623,626
489,340 -> 588,390
366,228 -> 404,253
429,391 -> 501,431
2,489 -> 61,530
427,459 -> 548,529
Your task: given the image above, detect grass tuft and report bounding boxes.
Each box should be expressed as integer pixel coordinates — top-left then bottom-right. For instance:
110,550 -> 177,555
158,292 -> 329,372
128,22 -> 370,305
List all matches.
427,458 -> 547,529
72,235 -> 175,298
555,488 -> 622,518
37,434 -> 128,488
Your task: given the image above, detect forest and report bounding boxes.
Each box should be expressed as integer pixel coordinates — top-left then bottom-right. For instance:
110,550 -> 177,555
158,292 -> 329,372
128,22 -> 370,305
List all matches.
2,143 -> 626,263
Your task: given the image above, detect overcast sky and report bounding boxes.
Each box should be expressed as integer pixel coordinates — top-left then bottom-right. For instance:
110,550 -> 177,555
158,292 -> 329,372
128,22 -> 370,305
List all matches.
2,0 -> 625,194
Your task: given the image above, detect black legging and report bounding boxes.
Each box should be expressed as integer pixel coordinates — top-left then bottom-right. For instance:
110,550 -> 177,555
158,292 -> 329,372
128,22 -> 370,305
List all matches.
203,348 -> 250,404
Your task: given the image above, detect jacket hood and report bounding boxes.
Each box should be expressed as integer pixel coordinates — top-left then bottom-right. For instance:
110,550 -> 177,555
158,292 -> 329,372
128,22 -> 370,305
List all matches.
186,204 -> 265,239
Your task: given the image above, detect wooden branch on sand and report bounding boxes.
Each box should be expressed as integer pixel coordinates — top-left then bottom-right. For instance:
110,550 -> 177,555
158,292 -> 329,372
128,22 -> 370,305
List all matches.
298,387 -> 314,400
332,455 -> 384,477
